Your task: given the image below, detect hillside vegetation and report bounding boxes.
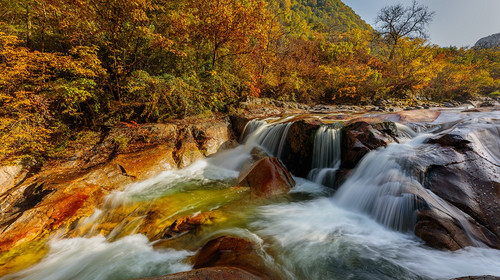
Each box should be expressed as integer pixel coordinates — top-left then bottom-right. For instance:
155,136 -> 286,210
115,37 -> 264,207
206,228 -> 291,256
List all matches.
0,0 -> 499,165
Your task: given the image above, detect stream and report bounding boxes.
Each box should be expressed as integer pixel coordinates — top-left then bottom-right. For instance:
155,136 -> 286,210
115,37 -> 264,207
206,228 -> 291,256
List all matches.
2,109 -> 500,280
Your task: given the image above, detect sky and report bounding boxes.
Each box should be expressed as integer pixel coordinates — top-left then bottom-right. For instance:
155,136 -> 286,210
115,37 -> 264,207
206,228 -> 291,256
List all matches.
342,0 -> 500,47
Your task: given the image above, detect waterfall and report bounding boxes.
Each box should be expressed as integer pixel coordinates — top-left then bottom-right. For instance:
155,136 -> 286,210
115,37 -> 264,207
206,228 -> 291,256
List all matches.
333,135 -> 429,232
241,118 -> 294,160
307,126 -> 342,187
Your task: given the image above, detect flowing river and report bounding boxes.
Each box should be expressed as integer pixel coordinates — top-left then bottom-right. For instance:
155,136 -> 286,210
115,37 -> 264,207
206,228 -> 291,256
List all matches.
2,109 -> 500,280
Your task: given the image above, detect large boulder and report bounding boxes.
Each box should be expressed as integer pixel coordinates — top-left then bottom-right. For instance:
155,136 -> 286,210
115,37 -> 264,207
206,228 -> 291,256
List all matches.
414,123 -> 500,250
238,157 -> 295,198
341,121 -> 397,169
282,120 -> 320,177
193,236 -> 274,279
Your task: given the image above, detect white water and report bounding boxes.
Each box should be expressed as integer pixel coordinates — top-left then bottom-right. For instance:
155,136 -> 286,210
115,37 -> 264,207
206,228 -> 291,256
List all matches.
4,110 -> 500,280
3,235 -> 192,280
241,117 -> 294,159
307,126 -> 342,187
334,135 -> 430,232
252,198 -> 500,280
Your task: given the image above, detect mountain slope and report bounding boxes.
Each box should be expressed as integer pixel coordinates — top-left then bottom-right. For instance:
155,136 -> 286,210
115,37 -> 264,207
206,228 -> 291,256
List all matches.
475,33 -> 500,49
268,0 -> 372,35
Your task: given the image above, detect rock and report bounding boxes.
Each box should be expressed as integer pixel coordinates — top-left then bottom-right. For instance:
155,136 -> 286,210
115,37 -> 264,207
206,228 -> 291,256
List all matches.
193,236 -> 273,279
238,157 -> 295,198
0,165 -> 28,196
174,128 -> 205,169
413,122 -> 500,250
191,118 -> 235,156
230,115 -> 255,140
341,121 -> 396,169
158,211 -> 222,239
134,267 -> 263,280
415,209 -> 474,251
427,134 -> 471,151
282,120 -> 320,177
0,116 -> 236,270
216,140 -> 239,153
250,147 -> 269,162
113,145 -> 176,180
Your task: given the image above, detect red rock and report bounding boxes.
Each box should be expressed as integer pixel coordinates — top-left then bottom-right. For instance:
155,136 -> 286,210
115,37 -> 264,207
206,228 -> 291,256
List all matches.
238,157 -> 295,198
193,236 -> 273,279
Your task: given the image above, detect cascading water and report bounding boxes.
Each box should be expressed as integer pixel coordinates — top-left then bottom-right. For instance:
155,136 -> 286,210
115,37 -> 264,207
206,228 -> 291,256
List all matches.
241,117 -> 294,159
333,134 -> 429,232
3,110 -> 500,280
307,126 -> 342,187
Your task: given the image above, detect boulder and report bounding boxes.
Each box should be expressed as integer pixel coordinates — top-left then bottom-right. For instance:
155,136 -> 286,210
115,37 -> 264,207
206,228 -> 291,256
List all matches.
193,236 -> 273,279
413,125 -> 500,250
191,118 -> 235,156
174,128 -> 204,168
134,267 -> 263,280
341,121 -> 396,169
282,120 -> 320,177
238,157 -> 295,198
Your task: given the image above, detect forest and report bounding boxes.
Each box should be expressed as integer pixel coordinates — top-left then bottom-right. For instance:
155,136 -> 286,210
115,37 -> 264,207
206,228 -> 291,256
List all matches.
0,0 -> 499,165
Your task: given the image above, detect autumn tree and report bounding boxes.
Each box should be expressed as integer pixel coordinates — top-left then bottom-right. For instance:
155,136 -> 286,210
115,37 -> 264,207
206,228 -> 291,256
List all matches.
172,0 -> 272,70
0,32 -> 104,164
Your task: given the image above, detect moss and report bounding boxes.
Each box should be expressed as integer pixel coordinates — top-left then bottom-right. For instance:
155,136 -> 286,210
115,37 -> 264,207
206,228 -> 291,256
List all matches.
113,135 -> 132,152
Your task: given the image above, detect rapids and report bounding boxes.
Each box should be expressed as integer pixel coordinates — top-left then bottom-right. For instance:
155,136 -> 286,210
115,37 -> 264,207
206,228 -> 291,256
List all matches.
2,109 -> 500,280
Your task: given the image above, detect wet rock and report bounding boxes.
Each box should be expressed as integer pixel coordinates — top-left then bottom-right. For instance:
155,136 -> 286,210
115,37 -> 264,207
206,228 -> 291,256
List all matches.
134,267 -> 263,280
282,120 -> 320,177
428,133 -> 471,151
230,115 -> 255,139
413,122 -> 500,250
415,209 -> 474,251
216,140 -> 239,153
158,211 -> 222,239
238,157 -> 295,198
0,117 -> 235,261
250,147 -> 269,162
341,121 -> 396,169
193,236 -> 272,279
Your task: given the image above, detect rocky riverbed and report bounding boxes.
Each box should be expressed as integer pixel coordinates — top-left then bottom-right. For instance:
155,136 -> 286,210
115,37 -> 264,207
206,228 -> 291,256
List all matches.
1,104 -> 500,280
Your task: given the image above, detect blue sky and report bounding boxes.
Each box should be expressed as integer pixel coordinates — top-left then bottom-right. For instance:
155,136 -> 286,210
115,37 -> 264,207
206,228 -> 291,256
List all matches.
342,0 -> 500,47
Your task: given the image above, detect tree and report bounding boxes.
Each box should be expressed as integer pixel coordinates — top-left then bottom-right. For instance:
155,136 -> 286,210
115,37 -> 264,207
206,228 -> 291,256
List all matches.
376,0 -> 434,59
172,0 -> 272,70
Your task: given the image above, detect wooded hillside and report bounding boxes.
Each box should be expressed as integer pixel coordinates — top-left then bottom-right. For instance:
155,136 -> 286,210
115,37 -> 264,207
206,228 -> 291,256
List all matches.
0,0 -> 499,165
